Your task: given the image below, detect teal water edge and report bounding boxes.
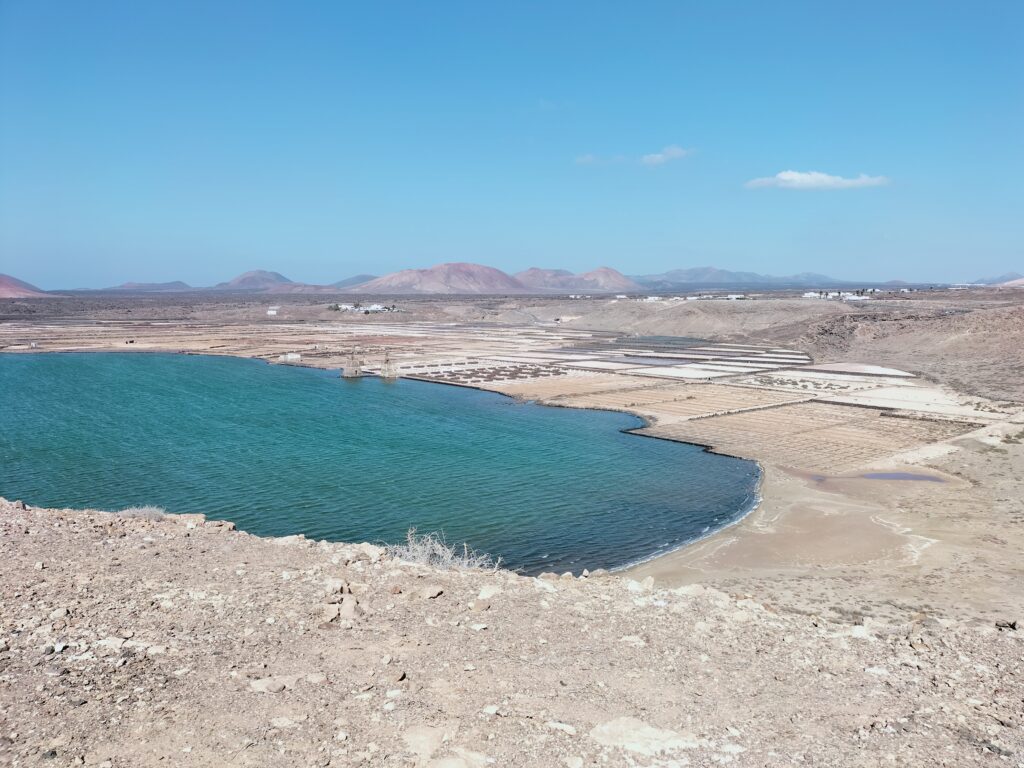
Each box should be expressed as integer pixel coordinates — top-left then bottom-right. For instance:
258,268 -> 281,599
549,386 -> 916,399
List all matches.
0,353 -> 760,574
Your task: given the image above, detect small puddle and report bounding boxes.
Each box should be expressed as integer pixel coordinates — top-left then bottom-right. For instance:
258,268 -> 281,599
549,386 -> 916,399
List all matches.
796,470 -> 945,485
859,472 -> 945,483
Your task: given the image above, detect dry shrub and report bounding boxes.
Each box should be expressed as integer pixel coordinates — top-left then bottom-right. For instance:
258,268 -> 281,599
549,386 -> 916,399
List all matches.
118,505 -> 167,520
386,528 -> 500,571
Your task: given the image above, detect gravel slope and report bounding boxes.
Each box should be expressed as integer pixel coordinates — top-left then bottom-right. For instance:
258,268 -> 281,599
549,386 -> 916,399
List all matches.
1,499 -> 1021,767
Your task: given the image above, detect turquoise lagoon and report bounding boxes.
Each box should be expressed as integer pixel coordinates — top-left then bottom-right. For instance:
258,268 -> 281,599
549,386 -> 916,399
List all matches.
0,353 -> 759,574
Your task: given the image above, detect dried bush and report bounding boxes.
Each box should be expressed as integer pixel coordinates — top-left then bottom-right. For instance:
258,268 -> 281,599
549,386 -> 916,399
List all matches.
118,505 -> 167,520
385,528 -> 500,571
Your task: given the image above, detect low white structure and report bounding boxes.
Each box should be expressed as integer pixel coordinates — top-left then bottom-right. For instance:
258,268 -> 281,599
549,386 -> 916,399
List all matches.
278,352 -> 301,362
266,306 -> 280,316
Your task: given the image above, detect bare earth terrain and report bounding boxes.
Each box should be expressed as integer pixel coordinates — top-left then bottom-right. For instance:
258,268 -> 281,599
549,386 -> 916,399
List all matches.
1,288 -> 1023,766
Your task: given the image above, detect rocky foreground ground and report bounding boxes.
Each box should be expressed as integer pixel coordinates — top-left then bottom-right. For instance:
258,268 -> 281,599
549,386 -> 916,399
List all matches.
0,499 -> 1021,767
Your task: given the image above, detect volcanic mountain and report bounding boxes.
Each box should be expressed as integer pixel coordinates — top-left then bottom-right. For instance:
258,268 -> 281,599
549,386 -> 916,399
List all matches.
332,274 -> 378,289
515,267 -> 640,293
110,281 -> 192,292
213,270 -> 294,291
0,274 -> 48,298
632,267 -> 843,289
975,272 -> 1024,286
349,263 -> 529,294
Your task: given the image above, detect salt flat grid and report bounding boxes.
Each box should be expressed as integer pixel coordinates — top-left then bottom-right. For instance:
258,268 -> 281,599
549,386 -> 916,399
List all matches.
627,366 -> 736,380
555,360 -> 645,371
743,371 -> 922,387
799,363 -> 917,378
644,403 -> 980,473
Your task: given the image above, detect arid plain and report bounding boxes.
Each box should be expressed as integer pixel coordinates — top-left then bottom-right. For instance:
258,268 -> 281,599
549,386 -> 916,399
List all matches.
1,288 -> 1022,766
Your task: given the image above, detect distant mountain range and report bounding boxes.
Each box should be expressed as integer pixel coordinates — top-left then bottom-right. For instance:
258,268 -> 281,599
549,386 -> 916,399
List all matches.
348,263 -> 528,294
213,270 -> 293,291
7,263 -> 1020,298
0,274 -> 49,298
109,281 -> 193,292
345,264 -> 644,294
515,267 -> 641,293
972,272 -> 1023,286
629,267 -> 847,289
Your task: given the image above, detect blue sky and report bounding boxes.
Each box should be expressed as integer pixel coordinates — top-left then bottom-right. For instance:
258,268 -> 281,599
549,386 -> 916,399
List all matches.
1,1 -> 1021,288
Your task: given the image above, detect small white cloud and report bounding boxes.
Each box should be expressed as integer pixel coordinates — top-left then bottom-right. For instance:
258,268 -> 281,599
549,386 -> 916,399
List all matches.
641,145 -> 690,166
575,146 -> 690,166
745,170 -> 889,189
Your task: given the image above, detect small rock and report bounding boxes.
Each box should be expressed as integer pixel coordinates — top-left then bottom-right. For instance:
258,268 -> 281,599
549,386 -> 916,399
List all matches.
322,604 -> 342,623
420,586 -> 444,599
358,542 -> 386,562
546,721 -> 577,735
325,578 -> 350,596
338,596 -> 361,619
48,607 -> 69,621
477,585 -> 502,600
469,600 -> 490,612
626,577 -> 655,593
250,677 -> 287,694
589,717 -> 698,756
403,725 -> 444,761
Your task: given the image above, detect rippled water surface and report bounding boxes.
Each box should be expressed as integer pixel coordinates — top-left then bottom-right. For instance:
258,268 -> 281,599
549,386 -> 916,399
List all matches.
0,353 -> 760,573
